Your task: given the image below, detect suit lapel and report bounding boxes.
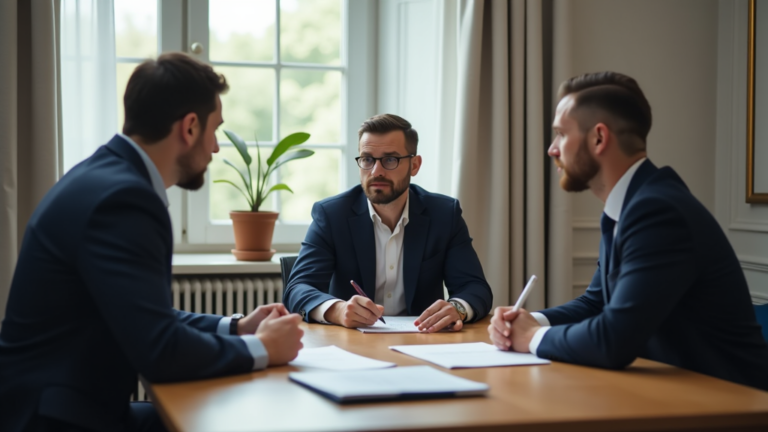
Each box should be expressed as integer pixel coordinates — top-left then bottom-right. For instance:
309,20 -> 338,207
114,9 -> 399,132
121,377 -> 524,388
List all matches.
599,238 -> 610,305
604,159 -> 658,300
348,191 -> 377,298
403,188 -> 428,312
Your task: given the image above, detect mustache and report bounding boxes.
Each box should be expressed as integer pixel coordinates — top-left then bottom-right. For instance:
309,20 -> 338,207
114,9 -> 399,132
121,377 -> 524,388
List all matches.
553,158 -> 564,169
366,177 -> 393,188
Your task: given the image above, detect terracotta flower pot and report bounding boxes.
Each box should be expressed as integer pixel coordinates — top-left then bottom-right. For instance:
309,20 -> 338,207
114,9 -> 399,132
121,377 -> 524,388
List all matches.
230,211 -> 279,261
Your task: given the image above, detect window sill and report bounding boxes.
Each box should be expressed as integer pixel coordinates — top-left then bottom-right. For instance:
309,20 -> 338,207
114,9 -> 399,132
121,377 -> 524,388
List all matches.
172,253 -> 297,275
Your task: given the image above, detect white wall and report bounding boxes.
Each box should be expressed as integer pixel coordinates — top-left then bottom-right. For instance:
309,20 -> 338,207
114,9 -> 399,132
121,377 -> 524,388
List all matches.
716,0 -> 768,304
557,0 -> 720,299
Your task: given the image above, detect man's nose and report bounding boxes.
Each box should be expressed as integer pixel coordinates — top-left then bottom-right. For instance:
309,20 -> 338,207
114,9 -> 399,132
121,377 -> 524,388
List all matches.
547,141 -> 559,157
371,159 -> 387,176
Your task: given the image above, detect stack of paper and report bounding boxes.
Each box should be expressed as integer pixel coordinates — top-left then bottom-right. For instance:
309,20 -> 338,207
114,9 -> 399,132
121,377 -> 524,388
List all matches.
390,342 -> 551,369
289,365 -> 489,403
357,316 -> 423,333
288,345 -> 396,370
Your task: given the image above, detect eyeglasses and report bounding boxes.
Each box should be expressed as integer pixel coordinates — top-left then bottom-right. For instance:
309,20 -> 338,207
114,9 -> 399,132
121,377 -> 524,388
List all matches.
355,155 -> 415,170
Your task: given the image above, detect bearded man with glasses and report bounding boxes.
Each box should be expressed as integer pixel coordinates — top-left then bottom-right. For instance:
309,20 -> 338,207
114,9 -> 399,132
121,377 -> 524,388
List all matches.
283,114 -> 493,332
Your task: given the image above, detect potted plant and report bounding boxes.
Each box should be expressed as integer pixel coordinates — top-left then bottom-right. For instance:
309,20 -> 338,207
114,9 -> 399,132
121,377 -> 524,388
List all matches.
215,130 -> 314,261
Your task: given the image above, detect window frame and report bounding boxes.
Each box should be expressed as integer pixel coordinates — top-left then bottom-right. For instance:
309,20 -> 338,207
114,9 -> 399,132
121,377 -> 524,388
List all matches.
170,0 -> 373,249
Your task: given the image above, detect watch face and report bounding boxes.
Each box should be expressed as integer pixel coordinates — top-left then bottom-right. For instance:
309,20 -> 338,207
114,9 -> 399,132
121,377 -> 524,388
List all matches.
232,313 -> 245,319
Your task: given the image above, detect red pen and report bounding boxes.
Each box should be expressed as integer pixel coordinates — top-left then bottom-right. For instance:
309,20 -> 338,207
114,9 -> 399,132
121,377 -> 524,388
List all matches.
350,280 -> 386,324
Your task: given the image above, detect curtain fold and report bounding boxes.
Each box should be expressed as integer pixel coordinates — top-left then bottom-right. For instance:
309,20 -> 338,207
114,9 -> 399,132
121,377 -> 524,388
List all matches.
0,0 -> 61,325
439,0 -> 571,310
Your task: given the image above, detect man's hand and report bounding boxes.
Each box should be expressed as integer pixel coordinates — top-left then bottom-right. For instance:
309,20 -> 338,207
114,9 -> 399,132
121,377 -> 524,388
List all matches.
488,307 -> 540,352
255,309 -> 304,366
238,303 -> 289,335
325,295 -> 385,328
414,299 -> 463,333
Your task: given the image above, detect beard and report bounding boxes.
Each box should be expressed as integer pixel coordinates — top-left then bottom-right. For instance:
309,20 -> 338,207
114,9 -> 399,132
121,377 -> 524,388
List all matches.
555,137 -> 599,192
364,169 -> 410,205
176,135 -> 208,191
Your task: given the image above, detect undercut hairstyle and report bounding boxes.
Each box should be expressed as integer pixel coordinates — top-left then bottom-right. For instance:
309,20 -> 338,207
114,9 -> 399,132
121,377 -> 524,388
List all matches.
122,52 -> 229,143
358,113 -> 419,155
558,71 -> 652,156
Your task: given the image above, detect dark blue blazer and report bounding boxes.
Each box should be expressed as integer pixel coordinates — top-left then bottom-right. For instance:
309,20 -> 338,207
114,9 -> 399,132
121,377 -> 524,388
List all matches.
283,184 -> 493,322
0,136 -> 255,432
537,160 -> 768,391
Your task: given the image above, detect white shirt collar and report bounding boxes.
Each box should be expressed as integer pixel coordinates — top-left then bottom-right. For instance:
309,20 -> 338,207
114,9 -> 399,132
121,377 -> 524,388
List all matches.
603,158 -> 646,222
367,190 -> 410,228
119,133 -> 169,208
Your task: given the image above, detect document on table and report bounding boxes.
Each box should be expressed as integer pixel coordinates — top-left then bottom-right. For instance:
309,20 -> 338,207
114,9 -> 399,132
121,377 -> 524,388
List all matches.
288,345 -> 396,370
390,342 -> 551,369
357,316 -> 423,333
289,365 -> 489,403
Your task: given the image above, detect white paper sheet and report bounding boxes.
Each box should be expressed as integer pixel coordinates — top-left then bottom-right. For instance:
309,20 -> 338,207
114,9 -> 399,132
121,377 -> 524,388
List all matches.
289,345 -> 396,370
390,342 -> 551,369
289,365 -> 489,402
357,316 -> 423,333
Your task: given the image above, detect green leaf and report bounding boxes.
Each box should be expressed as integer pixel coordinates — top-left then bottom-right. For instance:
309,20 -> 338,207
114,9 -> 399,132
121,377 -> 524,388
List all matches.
261,183 -> 294,203
222,158 -> 253,199
224,130 -> 252,166
213,179 -> 254,209
268,183 -> 293,194
272,149 -> 315,171
266,132 -> 310,167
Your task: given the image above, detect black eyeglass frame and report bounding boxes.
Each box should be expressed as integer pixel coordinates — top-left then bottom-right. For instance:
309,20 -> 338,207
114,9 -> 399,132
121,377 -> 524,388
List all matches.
355,154 -> 416,170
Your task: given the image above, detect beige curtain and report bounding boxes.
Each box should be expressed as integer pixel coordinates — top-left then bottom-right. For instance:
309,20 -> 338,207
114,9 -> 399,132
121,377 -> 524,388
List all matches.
0,1 -> 61,324
441,0 -> 572,310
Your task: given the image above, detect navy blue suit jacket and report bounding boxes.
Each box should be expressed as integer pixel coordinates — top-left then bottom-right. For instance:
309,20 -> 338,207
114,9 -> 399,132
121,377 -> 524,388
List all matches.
537,160 -> 768,391
283,184 -> 493,322
0,136 -> 255,432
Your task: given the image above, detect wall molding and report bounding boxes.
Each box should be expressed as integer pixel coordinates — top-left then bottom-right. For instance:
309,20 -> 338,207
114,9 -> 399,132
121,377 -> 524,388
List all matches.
729,219 -> 768,233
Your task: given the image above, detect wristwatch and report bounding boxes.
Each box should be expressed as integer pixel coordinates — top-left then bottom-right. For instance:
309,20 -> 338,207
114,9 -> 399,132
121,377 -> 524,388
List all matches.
230,313 -> 245,335
448,299 -> 467,322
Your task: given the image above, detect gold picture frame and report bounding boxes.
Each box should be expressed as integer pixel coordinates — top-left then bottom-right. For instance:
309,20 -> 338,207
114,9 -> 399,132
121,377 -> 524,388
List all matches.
748,0 -> 768,203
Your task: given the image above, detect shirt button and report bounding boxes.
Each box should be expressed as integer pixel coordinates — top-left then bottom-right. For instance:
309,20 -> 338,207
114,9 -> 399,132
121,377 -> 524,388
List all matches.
389,265 -> 394,270
387,293 -> 392,299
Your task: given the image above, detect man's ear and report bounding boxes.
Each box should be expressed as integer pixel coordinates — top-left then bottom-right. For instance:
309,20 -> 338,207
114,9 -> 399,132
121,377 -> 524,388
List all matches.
410,155 -> 422,176
593,123 -> 609,155
179,112 -> 200,149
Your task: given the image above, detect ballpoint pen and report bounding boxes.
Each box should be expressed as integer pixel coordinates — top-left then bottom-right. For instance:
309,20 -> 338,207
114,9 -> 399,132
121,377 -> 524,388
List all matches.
350,280 -> 387,324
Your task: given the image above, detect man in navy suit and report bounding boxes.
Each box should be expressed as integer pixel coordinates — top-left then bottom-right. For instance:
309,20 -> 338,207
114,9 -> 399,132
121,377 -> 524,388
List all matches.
283,114 -> 492,332
489,71 -> 768,391
0,53 -> 304,432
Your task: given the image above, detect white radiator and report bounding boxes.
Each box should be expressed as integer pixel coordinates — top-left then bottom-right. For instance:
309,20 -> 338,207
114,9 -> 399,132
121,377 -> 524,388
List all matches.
172,275 -> 284,315
133,275 -> 283,401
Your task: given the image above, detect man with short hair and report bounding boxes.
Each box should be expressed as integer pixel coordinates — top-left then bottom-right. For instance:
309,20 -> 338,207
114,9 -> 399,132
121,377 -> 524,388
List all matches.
489,71 -> 768,391
283,113 -> 493,332
0,52 -> 304,432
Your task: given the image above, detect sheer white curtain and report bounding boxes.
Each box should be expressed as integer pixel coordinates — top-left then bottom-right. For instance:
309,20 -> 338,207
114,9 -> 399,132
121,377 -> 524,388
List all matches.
60,0 -> 117,173
435,0 -> 573,310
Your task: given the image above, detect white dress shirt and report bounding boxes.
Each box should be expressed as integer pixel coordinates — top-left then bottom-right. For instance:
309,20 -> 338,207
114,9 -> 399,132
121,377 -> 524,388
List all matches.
311,191 -> 474,322
528,158 -> 647,355
120,134 -> 268,370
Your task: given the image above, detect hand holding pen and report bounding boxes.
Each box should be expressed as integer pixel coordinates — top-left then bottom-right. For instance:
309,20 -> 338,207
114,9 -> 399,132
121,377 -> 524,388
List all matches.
350,280 -> 386,324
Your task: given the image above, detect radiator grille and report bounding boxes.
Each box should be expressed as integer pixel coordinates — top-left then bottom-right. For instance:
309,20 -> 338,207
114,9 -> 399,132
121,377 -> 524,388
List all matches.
133,274 -> 283,401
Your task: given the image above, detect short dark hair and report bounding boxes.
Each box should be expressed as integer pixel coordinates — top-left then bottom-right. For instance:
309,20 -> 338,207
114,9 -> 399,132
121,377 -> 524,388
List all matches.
358,114 -> 419,154
558,71 -> 651,155
122,52 -> 229,143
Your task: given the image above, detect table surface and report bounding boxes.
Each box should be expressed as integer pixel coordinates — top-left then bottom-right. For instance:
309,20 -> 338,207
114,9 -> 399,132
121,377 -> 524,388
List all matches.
147,319 -> 768,432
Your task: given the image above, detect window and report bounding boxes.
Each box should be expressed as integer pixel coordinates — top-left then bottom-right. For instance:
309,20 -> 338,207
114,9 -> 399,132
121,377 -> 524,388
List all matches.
63,0 -> 374,250
186,0 -> 352,246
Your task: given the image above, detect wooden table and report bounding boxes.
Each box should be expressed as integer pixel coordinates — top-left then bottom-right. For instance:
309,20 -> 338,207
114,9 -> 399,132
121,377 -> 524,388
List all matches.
147,319 -> 768,432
